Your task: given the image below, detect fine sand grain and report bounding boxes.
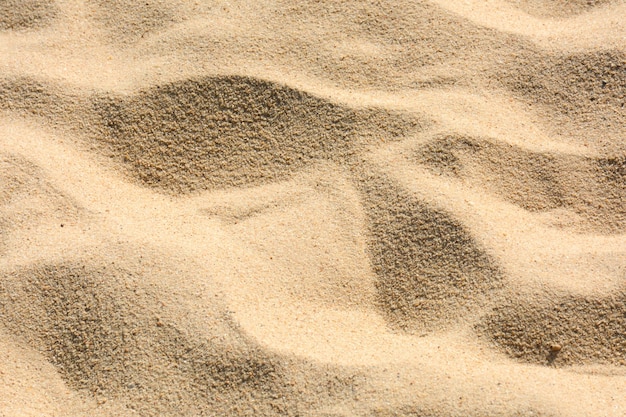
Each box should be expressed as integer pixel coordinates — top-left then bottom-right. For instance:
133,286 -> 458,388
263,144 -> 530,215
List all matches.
1,1 -> 625,416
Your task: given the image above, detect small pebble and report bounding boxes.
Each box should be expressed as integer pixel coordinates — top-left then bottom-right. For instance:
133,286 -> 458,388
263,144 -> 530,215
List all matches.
550,344 -> 562,352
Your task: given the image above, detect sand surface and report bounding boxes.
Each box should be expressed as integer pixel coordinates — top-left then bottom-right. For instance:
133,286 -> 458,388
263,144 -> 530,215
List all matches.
1,1 -> 626,416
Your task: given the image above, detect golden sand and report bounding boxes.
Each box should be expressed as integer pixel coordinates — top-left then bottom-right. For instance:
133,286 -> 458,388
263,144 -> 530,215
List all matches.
1,1 -> 625,416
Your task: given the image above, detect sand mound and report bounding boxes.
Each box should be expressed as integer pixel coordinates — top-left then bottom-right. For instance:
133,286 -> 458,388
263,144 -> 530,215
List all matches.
0,0 -> 57,30
275,0 -> 523,88
415,134 -> 626,233
505,0 -> 617,18
91,76 -> 418,193
1,75 -> 419,193
0,254 -> 360,416
498,50 -> 626,145
476,290 -> 626,367
355,169 -> 503,333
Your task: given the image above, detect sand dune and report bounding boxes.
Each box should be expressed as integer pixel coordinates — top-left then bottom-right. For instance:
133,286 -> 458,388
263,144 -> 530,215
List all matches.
431,0 -> 626,51
415,134 -> 626,232
1,1 -> 625,416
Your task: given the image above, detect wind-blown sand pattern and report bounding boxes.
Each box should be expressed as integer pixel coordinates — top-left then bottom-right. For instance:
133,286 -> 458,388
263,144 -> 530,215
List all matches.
1,1 -> 625,416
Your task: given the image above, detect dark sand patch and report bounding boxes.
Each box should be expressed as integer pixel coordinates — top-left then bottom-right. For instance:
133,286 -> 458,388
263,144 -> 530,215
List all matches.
415,134 -> 626,233
476,291 -> 626,366
355,169 -> 503,333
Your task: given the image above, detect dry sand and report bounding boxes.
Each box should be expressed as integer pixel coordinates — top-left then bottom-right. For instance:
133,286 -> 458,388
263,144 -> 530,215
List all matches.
1,0 -> 625,416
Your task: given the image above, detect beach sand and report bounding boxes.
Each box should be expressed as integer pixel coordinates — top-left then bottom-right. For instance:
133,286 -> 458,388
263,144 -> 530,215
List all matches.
1,1 -> 625,416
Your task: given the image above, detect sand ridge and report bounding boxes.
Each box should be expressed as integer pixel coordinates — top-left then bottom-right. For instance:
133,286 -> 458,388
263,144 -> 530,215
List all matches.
1,0 -> 626,416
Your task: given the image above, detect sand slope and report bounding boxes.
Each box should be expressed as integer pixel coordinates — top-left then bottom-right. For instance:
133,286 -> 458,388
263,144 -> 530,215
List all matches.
1,1 -> 625,416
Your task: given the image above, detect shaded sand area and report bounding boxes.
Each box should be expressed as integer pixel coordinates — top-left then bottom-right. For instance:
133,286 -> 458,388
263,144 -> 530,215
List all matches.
1,1 -> 625,416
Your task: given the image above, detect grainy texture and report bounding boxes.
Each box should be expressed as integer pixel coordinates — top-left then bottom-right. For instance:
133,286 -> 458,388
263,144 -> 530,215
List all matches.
356,168 -> 503,333
90,76 -> 419,193
415,135 -> 626,233
476,291 -> 626,366
0,259 -> 358,416
1,0 -> 625,416
0,0 -> 57,30
497,51 -> 626,144
505,0 -> 617,17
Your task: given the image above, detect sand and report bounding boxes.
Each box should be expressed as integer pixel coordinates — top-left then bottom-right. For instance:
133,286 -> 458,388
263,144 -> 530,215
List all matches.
1,1 -> 625,416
